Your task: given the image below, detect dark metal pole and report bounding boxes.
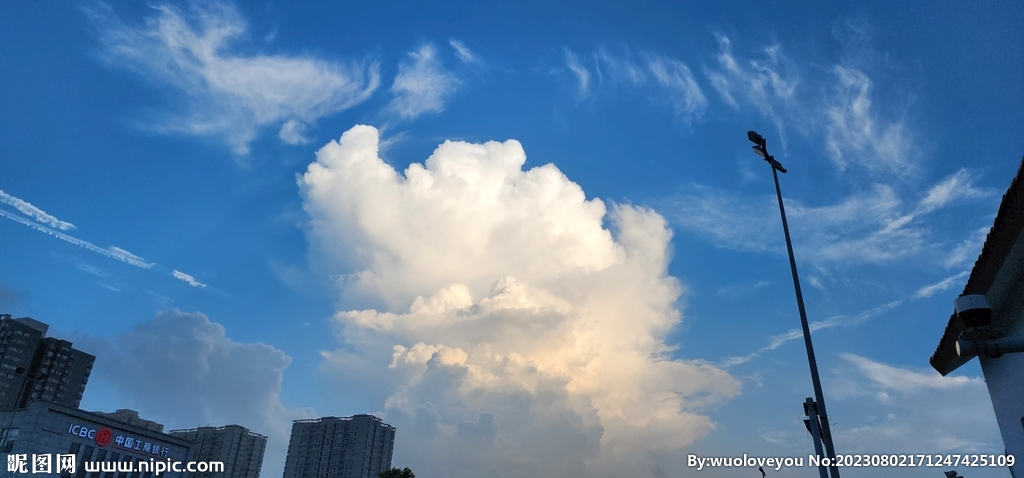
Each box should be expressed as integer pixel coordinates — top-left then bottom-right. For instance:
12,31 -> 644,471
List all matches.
770,165 -> 841,478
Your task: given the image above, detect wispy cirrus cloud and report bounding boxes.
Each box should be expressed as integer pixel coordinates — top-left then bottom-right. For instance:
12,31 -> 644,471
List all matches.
663,183 -> 924,263
387,44 -> 461,121
563,48 -> 590,98
87,2 -> 380,155
705,33 -> 916,177
824,66 -> 915,176
704,34 -> 800,144
562,46 -> 707,124
663,168 -> 994,265
918,168 -> 990,213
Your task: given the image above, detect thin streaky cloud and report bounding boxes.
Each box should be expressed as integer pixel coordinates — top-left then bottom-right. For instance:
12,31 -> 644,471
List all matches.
172,270 -> 207,288
913,271 -> 970,299
720,300 -> 901,367
2,210 -> 208,288
98,283 -> 121,292
0,190 -> 76,230
449,39 -> 477,64
841,353 -> 976,391
0,210 -> 154,269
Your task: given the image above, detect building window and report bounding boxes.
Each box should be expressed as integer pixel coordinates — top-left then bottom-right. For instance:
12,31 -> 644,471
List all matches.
77,446 -> 95,478
61,443 -> 81,478
0,428 -> 19,452
91,450 -> 107,478
117,456 -> 131,478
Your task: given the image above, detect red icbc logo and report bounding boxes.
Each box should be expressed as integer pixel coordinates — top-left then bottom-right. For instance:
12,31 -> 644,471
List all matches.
95,428 -> 113,447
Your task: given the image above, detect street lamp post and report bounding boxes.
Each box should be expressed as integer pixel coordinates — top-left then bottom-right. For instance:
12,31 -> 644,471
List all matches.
747,131 -> 841,478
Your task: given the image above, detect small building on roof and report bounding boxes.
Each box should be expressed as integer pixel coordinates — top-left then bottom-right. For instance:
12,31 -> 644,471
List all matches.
931,156 -> 1024,476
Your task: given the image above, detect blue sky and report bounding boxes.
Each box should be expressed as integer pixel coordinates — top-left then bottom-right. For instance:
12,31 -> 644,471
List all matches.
1,1 -> 1022,477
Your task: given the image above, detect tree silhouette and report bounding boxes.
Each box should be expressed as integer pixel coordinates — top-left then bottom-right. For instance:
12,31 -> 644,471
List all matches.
378,467 -> 415,478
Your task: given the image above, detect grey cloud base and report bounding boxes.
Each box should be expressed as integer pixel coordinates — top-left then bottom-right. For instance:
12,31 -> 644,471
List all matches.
76,309 -> 313,478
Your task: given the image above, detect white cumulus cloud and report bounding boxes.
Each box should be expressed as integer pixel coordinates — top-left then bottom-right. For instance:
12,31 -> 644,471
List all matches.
300,125 -> 738,478
88,2 -> 380,155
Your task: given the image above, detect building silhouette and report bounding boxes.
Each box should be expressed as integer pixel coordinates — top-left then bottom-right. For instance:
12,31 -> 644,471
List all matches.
283,415 -> 395,478
169,424 -> 267,478
93,408 -> 166,433
0,314 -> 94,410
0,401 -> 193,477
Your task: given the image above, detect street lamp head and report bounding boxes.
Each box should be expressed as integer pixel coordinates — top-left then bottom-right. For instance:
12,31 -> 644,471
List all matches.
771,160 -> 788,174
752,145 -> 768,158
747,130 -> 766,147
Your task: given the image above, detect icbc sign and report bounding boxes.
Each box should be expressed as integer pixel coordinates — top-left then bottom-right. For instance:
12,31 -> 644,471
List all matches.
96,428 -> 112,447
67,423 -> 170,457
67,424 -> 113,447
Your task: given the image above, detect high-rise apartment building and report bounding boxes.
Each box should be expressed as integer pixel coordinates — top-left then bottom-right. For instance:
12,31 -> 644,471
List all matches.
0,316 -> 48,409
0,314 -> 95,410
169,425 -> 267,478
283,415 -> 395,478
